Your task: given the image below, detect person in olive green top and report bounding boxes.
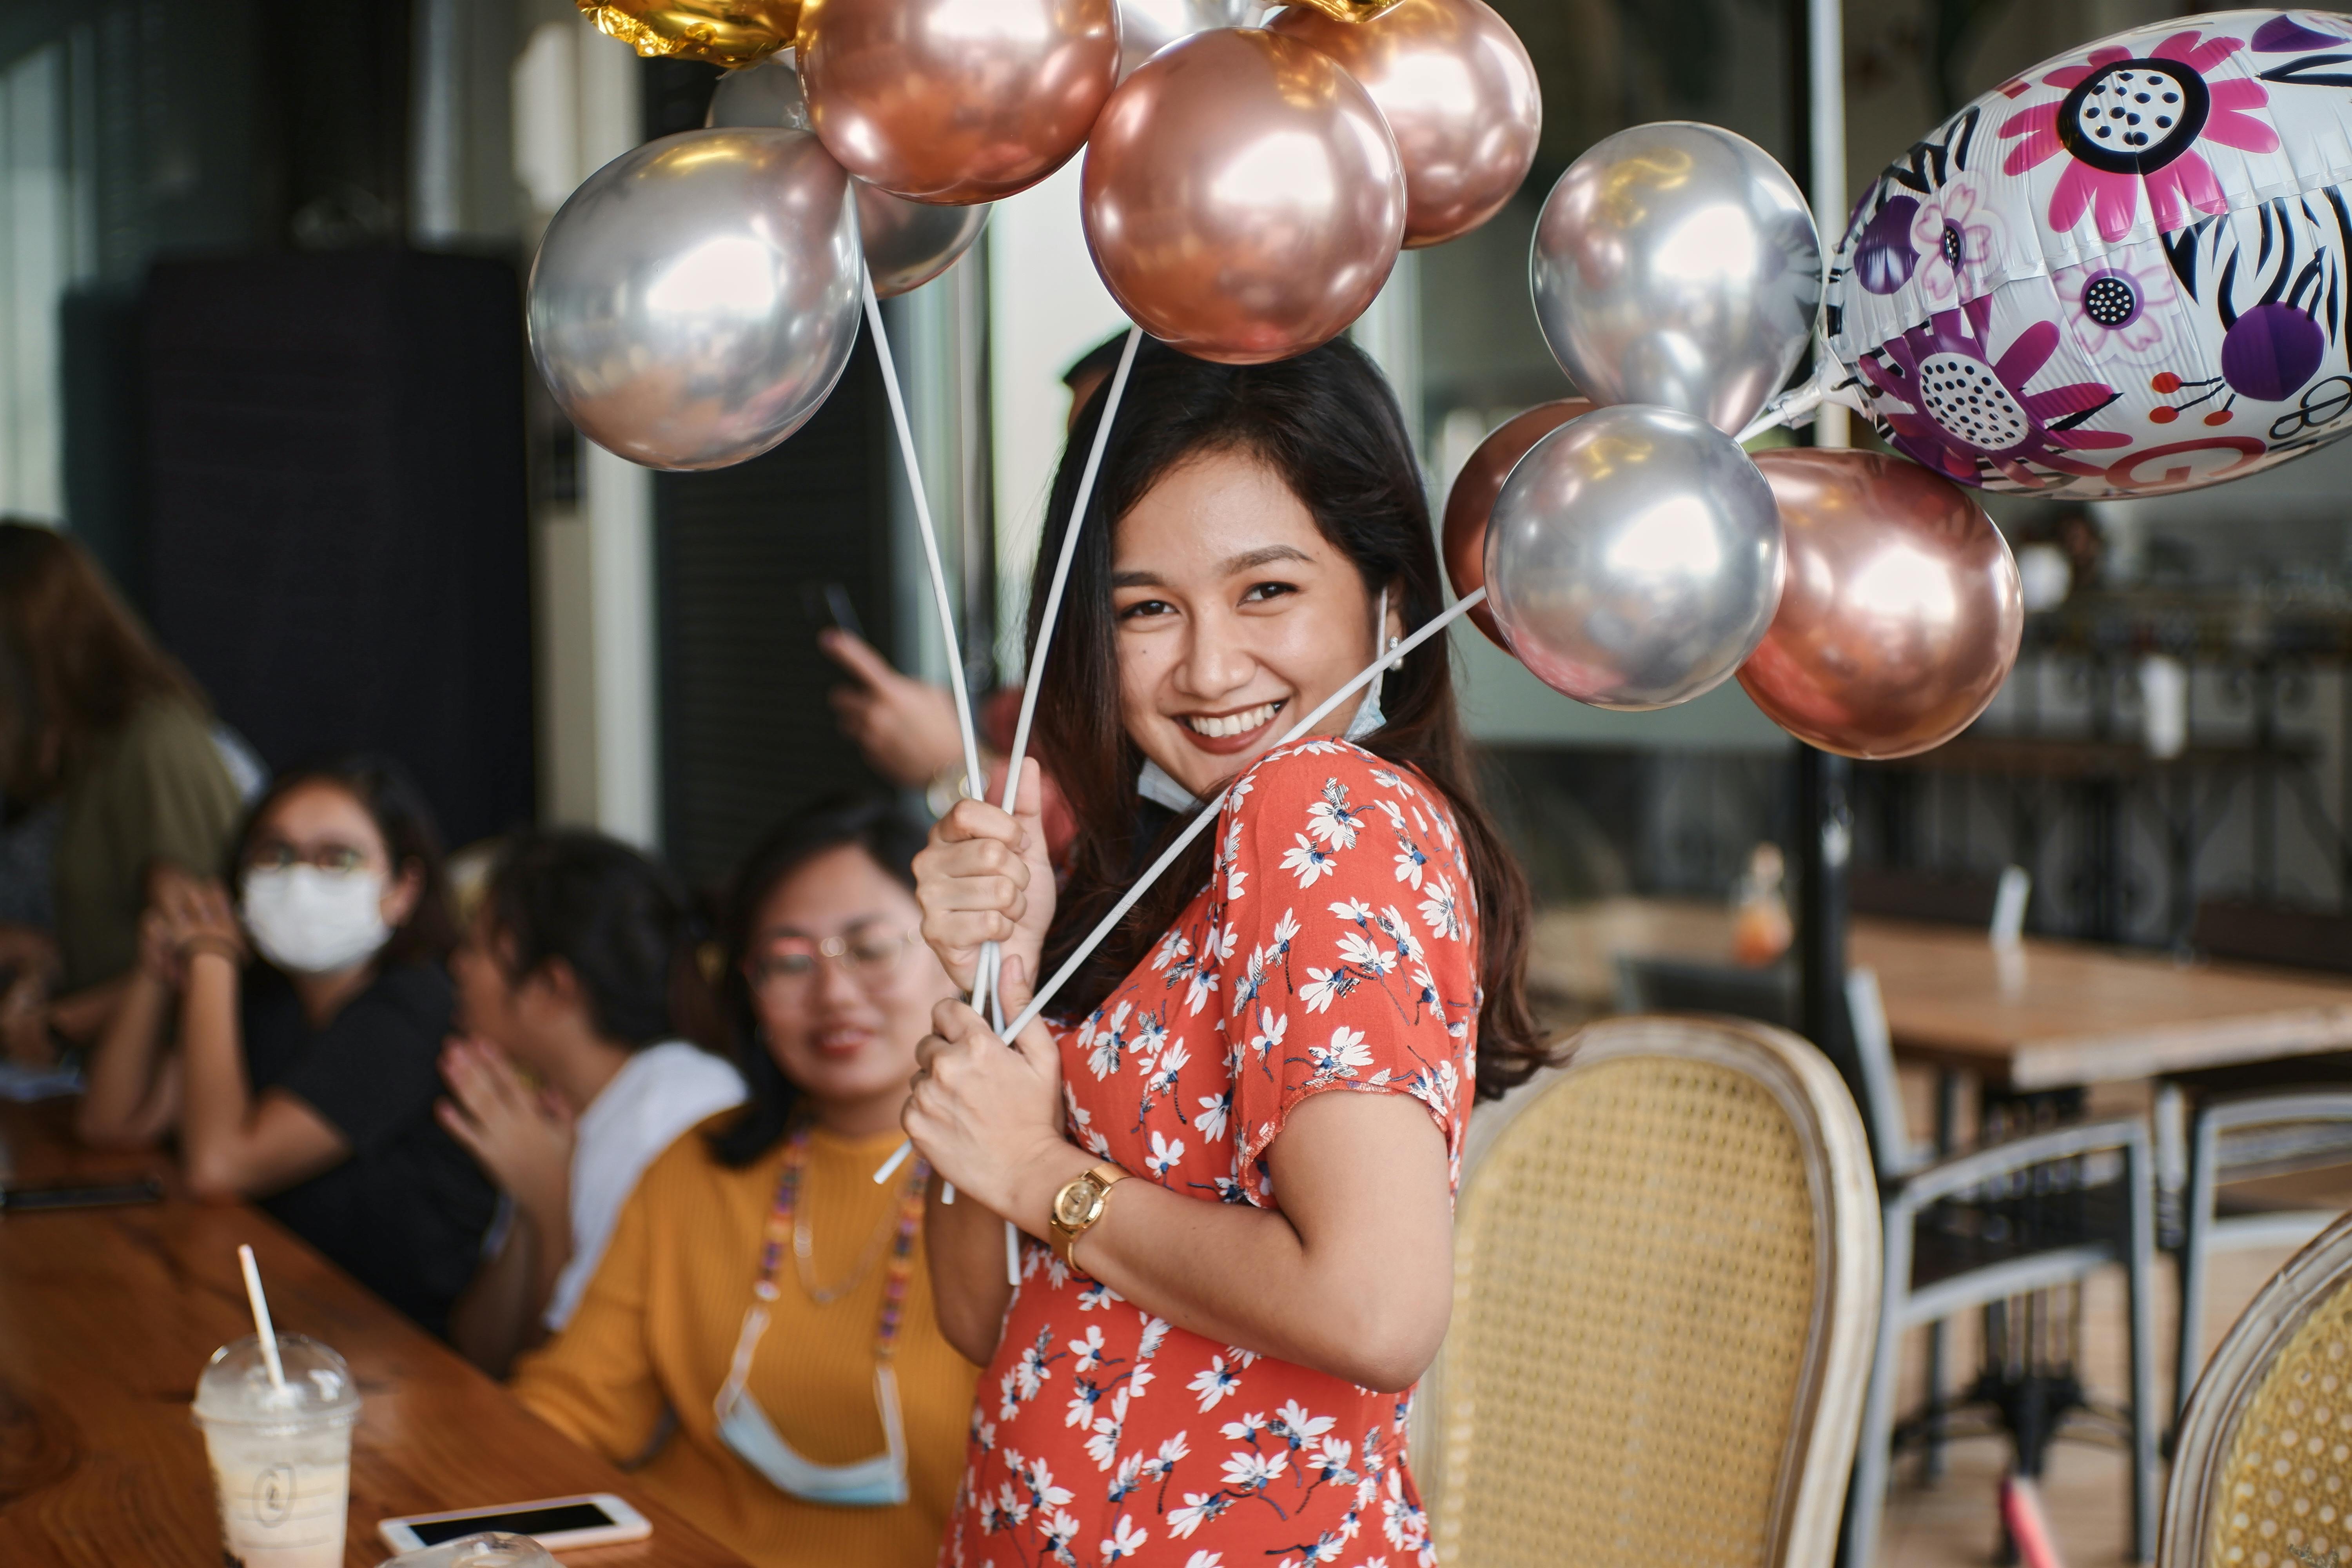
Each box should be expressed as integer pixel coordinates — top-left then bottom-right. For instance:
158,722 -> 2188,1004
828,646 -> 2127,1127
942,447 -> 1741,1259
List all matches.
0,521 -> 243,1063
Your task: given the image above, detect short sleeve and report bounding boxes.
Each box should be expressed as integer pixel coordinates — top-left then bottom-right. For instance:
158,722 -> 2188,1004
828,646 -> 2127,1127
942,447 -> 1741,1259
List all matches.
272,963 -> 455,1153
1214,743 -> 1479,1196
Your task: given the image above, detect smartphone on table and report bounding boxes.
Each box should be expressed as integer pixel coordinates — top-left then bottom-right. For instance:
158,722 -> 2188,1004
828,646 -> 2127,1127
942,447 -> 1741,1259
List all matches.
377,1494 -> 651,1553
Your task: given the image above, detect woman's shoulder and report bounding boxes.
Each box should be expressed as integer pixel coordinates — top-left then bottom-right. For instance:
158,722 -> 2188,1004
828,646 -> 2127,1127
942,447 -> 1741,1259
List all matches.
1221,740 -> 1462,846
632,1109 -> 766,1202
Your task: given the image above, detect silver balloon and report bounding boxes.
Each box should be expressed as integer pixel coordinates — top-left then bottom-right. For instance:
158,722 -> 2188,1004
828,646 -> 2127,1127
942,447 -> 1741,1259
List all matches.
1116,0 -> 1251,77
1530,122 -> 1821,436
1485,403 -> 1785,710
529,128 -> 862,472
705,51 -> 985,298
705,52 -> 811,130
858,187 -> 988,298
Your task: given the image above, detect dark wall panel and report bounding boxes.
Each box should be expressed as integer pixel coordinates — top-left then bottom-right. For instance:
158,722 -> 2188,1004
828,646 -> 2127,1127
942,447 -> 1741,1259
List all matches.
657,336 -> 897,891
144,250 -> 533,849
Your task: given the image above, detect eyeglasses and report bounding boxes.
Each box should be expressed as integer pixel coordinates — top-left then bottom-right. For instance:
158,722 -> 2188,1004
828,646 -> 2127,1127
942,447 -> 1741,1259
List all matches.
748,929 -> 916,994
246,842 -> 371,876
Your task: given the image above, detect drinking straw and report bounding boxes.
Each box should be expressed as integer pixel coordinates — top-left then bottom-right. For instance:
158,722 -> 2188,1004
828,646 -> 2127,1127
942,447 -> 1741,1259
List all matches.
237,1243 -> 287,1393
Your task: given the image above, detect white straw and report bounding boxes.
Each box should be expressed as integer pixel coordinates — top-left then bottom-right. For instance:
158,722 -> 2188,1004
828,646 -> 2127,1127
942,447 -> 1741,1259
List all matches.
877,589 -> 1488,1189
861,270 -> 987,859
238,1243 -> 287,1392
974,325 -> 1145,1025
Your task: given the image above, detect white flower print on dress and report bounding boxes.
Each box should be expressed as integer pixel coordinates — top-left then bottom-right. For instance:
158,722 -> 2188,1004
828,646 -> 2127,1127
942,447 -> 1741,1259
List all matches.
1282,835 -> 1338,887
1146,1130 -> 1186,1178
1102,1514 -> 1149,1561
1191,1356 -> 1243,1410
1305,779 -> 1365,848
1417,874 -> 1463,942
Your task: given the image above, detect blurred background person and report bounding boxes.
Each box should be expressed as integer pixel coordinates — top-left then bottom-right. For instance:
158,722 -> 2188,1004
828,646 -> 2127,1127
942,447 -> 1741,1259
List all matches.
513,796 -> 976,1568
0,521 -> 252,1066
75,756 -> 495,1338
439,829 -> 746,1376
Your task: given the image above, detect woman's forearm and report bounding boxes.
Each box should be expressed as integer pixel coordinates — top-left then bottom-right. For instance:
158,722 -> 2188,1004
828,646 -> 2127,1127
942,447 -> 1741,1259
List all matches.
76,970 -> 177,1148
924,1176 -> 1020,1365
177,953 -> 254,1198
996,1094 -> 1455,1391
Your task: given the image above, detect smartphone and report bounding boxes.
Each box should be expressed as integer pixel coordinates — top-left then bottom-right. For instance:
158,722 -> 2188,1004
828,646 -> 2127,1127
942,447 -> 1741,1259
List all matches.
801,580 -> 866,643
0,1177 -> 163,1212
377,1494 -> 652,1553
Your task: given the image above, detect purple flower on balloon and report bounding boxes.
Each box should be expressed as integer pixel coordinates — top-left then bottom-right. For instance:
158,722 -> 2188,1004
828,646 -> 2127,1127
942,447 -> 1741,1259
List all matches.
1857,296 -> 2131,487
1851,196 -> 1920,296
1906,177 -> 2007,304
2052,242 -> 2178,363
1998,30 -> 2279,242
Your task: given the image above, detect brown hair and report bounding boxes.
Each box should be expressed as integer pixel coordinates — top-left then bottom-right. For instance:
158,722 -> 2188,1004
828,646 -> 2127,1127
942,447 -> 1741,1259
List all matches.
1027,338 -> 1548,1103
0,520 -> 207,800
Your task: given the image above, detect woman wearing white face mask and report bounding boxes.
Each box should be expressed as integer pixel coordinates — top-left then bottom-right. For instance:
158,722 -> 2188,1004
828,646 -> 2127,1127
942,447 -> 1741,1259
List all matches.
79,755 -> 498,1337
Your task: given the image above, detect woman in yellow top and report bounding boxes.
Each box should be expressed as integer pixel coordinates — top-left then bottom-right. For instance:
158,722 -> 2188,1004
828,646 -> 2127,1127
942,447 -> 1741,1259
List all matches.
514,797 -> 978,1568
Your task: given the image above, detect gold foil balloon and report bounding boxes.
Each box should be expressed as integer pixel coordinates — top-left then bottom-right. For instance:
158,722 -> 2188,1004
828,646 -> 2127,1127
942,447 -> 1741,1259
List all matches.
1082,28 -> 1406,364
797,0 -> 1119,204
1285,0 -> 1407,20
578,0 -> 800,66
1738,448 -> 2023,759
1269,0 -> 1539,248
1441,398 -> 1592,648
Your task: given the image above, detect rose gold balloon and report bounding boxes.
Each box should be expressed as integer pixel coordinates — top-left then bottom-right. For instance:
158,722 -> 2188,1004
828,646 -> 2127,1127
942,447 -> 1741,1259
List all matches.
1269,0 -> 1538,248
1441,397 -> 1591,648
1082,28 -> 1405,364
797,0 -> 1119,204
1738,448 -> 2024,760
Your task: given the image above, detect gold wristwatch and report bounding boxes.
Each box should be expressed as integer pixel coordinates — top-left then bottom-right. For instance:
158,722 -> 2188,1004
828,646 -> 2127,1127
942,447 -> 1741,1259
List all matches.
1049,1162 -> 1131,1270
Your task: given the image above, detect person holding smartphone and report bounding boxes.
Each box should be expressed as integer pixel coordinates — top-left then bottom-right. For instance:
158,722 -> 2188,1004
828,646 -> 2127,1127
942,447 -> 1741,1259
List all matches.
513,798 -> 977,1568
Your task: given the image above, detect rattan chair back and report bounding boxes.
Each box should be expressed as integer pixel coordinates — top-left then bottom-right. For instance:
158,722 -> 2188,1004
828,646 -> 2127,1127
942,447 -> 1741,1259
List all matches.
1421,1014 -> 1880,1568
2161,1210 -> 2352,1567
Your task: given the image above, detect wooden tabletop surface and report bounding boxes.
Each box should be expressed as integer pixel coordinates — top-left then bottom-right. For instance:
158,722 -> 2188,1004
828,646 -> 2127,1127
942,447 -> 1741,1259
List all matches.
0,1098 -> 751,1568
1532,898 -> 2352,1091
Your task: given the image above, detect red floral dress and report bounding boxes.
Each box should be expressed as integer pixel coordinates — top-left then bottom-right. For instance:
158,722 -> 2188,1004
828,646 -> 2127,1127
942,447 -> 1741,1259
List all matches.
944,740 -> 1480,1568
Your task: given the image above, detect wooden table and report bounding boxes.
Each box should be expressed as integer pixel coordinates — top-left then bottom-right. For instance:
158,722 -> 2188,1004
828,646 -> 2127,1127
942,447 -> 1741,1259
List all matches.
1533,897 -> 2352,1091
0,1099 -> 751,1568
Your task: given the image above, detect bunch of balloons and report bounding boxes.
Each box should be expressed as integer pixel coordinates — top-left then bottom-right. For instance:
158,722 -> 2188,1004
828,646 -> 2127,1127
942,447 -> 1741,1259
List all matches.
1437,118 -> 2029,757
532,0 -> 1545,467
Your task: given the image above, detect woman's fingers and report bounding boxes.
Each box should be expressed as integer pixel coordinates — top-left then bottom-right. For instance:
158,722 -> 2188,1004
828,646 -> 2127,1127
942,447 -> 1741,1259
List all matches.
933,798 -> 1025,851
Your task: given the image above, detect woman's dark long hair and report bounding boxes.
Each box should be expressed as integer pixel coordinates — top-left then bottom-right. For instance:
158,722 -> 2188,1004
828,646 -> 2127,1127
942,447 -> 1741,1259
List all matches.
709,795 -> 931,1168
232,754 -> 459,967
1028,337 -> 1545,1102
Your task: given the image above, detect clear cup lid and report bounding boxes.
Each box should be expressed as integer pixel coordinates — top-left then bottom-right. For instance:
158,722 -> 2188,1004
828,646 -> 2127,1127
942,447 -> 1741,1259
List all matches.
194,1334 -> 362,1425
378,1532 -> 559,1568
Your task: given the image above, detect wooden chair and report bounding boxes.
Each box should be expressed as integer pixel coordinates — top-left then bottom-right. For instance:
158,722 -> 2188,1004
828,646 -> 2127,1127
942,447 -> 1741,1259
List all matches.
2159,1210 -> 2352,1567
1615,955 -> 2162,1566
1417,1014 -> 1880,1568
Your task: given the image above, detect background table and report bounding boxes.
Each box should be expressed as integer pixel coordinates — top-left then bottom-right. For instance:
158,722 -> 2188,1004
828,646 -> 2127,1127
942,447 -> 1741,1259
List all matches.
0,1099 -> 751,1568
1532,898 -> 2352,1090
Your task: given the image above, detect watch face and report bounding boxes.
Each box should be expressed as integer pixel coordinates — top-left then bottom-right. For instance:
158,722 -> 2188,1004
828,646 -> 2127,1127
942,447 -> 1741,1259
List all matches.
1054,1176 -> 1100,1229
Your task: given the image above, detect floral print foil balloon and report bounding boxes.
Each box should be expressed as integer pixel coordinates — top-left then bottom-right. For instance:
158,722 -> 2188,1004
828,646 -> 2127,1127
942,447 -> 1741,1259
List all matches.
1827,10 -> 2352,499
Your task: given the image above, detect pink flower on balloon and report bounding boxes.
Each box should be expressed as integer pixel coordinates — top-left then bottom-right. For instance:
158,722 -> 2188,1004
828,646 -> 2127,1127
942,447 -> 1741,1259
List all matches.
2052,242 -> 2179,363
1906,177 -> 2007,304
1998,30 -> 2279,243
1857,296 -> 2131,488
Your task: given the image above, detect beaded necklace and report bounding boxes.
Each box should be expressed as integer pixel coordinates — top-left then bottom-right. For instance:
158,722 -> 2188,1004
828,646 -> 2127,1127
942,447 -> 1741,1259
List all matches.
752,1125 -> 929,1360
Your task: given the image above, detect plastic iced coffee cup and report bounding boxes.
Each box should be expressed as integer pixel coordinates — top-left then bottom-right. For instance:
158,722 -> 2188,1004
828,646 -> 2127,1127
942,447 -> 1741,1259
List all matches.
194,1333 -> 363,1568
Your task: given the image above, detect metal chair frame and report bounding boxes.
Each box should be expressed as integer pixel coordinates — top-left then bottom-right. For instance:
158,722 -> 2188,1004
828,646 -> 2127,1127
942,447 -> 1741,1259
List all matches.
2172,1088 -> 2352,1423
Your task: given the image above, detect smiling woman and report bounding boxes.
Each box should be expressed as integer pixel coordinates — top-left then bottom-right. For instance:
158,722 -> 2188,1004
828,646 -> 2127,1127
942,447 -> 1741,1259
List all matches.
899,338 -> 1545,1567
